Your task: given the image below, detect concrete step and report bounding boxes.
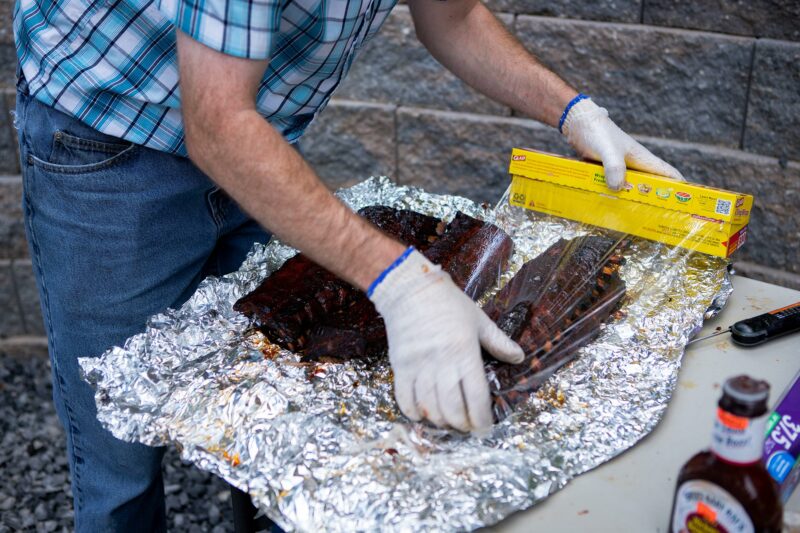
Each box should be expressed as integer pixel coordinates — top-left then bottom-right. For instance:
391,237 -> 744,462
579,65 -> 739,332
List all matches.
0,335 -> 48,359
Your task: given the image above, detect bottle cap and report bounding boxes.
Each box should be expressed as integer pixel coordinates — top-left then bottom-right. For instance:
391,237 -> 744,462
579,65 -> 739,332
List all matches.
723,375 -> 770,404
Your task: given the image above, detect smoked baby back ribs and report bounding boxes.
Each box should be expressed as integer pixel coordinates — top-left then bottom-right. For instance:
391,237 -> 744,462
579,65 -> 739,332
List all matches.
358,206 -> 445,250
302,211 -> 514,361
234,206 -> 513,361
484,235 -> 627,419
233,207 -> 442,351
425,212 -> 515,300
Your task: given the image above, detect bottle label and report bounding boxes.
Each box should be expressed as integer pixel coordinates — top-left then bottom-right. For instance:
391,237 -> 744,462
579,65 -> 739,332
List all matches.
711,408 -> 767,464
672,480 -> 754,533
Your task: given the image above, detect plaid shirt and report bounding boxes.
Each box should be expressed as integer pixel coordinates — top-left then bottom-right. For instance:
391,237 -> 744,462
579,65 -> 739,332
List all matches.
13,0 -> 397,155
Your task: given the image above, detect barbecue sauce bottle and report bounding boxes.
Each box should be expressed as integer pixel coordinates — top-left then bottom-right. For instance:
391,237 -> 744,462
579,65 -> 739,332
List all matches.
669,375 -> 782,533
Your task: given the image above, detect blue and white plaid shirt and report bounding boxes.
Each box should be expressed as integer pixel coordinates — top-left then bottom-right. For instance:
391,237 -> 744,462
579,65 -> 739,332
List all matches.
13,0 -> 397,155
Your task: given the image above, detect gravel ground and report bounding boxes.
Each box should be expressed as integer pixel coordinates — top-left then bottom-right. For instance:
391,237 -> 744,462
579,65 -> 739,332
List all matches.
0,352 -> 236,532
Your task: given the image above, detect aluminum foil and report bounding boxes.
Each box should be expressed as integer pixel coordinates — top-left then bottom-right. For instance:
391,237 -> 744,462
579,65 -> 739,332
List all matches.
79,177 -> 732,532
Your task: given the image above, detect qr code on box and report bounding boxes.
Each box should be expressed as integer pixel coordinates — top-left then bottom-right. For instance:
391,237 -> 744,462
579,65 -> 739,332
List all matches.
715,199 -> 732,216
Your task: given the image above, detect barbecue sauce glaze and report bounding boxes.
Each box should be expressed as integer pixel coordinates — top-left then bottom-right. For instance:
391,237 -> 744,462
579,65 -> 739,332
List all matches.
669,375 -> 782,532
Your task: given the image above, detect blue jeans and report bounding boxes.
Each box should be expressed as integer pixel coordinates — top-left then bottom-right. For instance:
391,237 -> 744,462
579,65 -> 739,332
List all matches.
15,80 -> 270,531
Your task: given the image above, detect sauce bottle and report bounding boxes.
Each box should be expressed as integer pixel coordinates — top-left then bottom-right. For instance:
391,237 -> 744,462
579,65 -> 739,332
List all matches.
669,375 -> 782,532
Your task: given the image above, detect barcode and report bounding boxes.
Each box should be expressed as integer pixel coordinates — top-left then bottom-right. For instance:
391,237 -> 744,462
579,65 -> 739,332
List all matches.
715,199 -> 732,215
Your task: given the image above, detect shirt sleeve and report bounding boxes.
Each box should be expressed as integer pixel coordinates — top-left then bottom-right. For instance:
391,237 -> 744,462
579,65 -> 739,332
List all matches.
157,0 -> 283,60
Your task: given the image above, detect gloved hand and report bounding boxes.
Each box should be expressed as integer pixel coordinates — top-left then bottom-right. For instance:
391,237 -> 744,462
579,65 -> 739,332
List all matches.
560,95 -> 684,190
368,248 -> 524,432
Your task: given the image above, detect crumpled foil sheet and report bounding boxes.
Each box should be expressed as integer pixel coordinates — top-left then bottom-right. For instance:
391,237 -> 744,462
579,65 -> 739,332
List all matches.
79,177 -> 732,532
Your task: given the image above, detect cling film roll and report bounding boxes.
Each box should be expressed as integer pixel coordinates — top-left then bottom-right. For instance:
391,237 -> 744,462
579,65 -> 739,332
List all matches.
506,148 -> 752,259
484,149 -> 753,420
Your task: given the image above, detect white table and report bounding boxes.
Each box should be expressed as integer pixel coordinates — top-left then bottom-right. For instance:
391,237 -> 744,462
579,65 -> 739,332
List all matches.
493,276 -> 800,532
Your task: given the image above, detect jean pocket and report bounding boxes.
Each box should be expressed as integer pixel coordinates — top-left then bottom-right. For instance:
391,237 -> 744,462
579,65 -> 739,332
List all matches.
28,130 -> 139,174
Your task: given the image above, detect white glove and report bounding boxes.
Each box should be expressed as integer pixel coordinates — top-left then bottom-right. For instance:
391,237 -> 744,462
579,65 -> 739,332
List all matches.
369,248 -> 524,432
561,96 -> 684,190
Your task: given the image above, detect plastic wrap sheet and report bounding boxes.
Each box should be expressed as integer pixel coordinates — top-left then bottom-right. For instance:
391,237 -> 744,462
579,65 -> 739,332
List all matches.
79,177 -> 732,532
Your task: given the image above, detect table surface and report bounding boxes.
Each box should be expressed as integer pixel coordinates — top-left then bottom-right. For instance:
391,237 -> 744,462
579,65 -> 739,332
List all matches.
492,275 -> 800,533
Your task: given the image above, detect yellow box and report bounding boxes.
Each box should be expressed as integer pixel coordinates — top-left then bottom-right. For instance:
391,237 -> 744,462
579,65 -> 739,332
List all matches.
508,148 -> 753,258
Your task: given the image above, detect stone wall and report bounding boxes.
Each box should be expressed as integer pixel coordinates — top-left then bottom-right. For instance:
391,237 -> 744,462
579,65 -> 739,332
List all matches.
1,1 -> 799,344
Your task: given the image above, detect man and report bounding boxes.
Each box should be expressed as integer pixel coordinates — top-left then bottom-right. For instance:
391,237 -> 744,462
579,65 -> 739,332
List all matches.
14,0 -> 683,530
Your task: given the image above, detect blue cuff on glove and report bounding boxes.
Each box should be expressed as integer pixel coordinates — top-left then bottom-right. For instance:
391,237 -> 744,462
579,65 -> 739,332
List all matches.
558,93 -> 590,134
367,246 -> 415,297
